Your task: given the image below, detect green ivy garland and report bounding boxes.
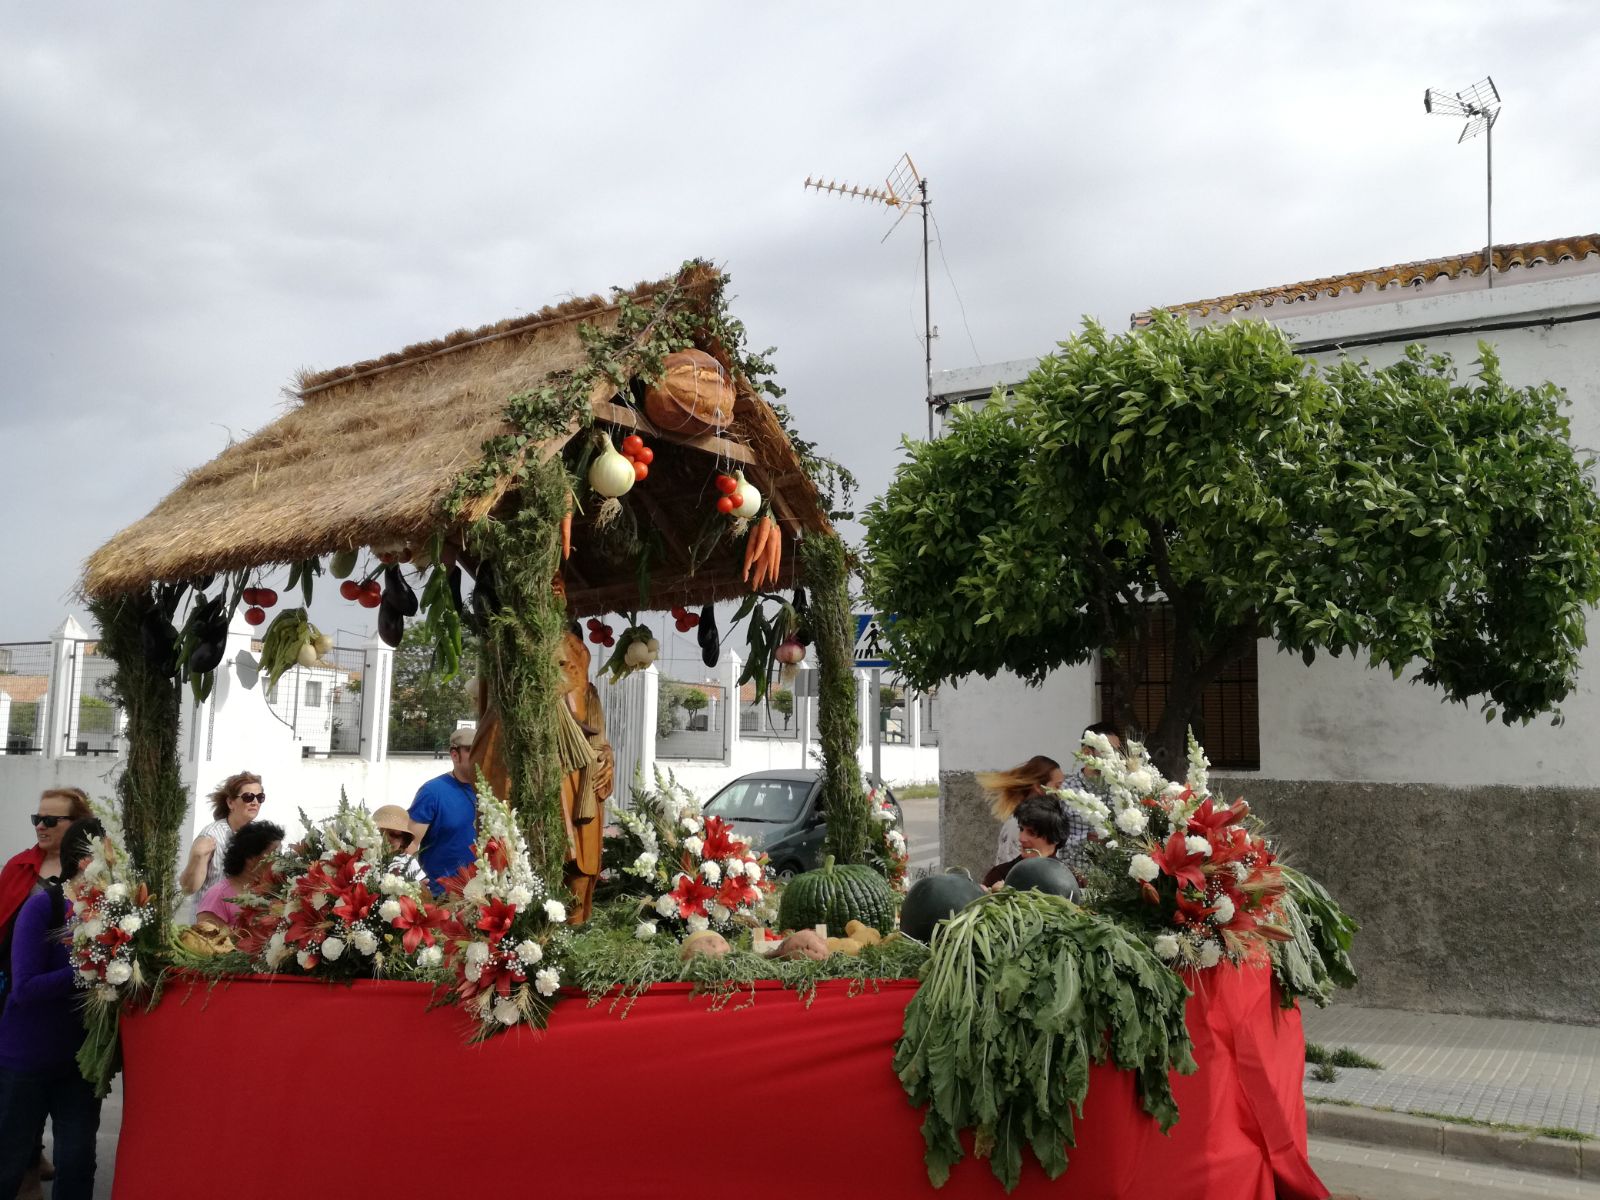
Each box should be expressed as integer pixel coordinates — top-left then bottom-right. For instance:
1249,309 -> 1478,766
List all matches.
802,532 -> 872,865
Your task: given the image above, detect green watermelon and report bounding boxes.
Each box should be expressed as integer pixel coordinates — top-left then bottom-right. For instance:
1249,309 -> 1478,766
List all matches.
777,856 -> 898,935
1003,856 -> 1081,901
900,868 -> 985,942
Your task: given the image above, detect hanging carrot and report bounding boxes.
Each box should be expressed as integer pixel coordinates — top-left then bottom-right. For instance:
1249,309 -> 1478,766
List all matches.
767,520 -> 781,584
743,517 -> 769,583
560,509 -> 573,560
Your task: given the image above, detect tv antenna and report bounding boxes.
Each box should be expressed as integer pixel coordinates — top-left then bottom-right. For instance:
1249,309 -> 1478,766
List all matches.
805,154 -> 937,438
1424,76 -> 1502,288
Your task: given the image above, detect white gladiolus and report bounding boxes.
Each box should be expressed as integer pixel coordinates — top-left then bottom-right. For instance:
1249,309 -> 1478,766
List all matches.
534,968 -> 561,997
417,945 -> 443,968
379,899 -> 402,922
321,936 -> 346,962
515,939 -> 543,965
352,929 -> 379,956
1185,836 -> 1211,858
634,921 -> 657,940
492,998 -> 522,1026
1212,895 -> 1236,925
1115,807 -> 1148,836
543,899 -> 567,923
105,960 -> 133,986
1153,934 -> 1180,960
634,851 -> 658,873
1198,941 -> 1223,969
1128,854 -> 1160,883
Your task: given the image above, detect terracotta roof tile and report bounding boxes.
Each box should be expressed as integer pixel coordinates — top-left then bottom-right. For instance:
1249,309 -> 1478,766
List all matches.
1136,233 -> 1600,325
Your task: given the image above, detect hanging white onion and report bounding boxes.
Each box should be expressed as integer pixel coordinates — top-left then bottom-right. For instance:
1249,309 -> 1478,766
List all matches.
589,438 -> 636,499
732,470 -> 762,519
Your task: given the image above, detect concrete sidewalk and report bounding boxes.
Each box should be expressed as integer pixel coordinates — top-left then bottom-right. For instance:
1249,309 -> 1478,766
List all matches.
1302,1005 -> 1600,1138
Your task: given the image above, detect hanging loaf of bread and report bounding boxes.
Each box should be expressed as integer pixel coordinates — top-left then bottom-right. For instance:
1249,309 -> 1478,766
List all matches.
643,349 -> 736,436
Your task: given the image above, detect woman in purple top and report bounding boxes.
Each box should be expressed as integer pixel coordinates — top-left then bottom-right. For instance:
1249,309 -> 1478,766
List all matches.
0,817 -> 106,1200
196,820 -> 283,930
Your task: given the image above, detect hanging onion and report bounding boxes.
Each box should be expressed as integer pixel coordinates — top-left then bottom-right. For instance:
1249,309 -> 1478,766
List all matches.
588,437 -> 636,499
732,470 -> 762,519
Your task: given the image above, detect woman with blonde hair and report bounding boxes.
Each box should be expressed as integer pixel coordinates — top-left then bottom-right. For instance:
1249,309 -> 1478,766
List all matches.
179,772 -> 266,906
977,755 -> 1064,866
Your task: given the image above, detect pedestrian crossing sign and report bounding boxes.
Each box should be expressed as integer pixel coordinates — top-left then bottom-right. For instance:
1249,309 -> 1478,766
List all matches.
853,613 -> 894,668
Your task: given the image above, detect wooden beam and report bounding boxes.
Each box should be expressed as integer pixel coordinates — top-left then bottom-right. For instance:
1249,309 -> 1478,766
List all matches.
570,568 -> 749,617
592,398 -> 756,465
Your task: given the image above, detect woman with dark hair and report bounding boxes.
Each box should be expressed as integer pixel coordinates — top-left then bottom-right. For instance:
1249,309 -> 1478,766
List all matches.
983,796 -> 1066,888
179,771 -> 265,907
0,816 -> 107,1200
977,755 -> 1064,866
196,820 -> 284,931
0,789 -> 95,979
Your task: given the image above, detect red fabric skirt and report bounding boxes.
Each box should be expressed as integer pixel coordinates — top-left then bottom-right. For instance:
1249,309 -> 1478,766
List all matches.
115,963 -> 1324,1199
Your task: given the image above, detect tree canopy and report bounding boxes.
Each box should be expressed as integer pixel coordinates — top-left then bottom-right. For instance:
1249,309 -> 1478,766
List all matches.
864,313 -> 1600,770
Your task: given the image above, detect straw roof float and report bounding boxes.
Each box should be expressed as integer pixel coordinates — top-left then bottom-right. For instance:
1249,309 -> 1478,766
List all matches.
82,262 -> 828,616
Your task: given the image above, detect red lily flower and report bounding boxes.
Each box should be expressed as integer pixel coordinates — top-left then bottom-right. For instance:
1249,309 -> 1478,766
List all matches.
1174,890 -> 1218,927
333,881 -> 377,925
284,903 -> 330,948
1149,831 -> 1208,892
96,926 -> 133,952
1183,796 -> 1249,838
475,897 -> 518,944
483,838 -> 510,873
668,872 -> 717,919
436,862 -> 478,898
716,873 -> 758,912
1206,827 -> 1254,867
388,896 -> 444,954
701,817 -> 744,862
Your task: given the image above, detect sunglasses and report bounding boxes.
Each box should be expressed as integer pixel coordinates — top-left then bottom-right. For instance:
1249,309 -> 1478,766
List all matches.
237,792 -> 266,803
31,814 -> 67,829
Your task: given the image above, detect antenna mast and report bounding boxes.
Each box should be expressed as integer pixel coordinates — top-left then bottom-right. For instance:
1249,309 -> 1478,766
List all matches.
805,155 -> 937,437
1424,77 -> 1502,288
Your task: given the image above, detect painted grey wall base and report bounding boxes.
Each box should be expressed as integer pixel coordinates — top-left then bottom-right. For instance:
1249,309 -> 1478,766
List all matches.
939,771 -> 1600,1026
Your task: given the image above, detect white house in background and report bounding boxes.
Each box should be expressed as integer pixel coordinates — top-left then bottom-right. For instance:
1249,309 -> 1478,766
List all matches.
938,233 -> 1600,789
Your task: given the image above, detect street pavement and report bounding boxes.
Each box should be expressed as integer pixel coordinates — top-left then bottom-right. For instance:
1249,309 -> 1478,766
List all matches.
1313,1136 -> 1600,1199
900,794 -> 941,876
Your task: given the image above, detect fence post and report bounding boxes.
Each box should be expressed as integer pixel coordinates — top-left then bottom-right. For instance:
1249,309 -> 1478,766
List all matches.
910,689 -> 923,750
637,663 -> 658,794
855,670 -> 872,754
721,652 -> 741,767
0,690 -> 10,755
45,615 -> 90,759
359,633 -> 394,764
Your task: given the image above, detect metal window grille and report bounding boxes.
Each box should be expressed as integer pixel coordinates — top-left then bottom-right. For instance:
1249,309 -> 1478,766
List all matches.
0,641 -> 53,755
1095,607 -> 1259,770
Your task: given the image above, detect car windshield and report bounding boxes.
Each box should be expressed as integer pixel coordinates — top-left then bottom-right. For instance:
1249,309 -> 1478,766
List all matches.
704,778 -> 812,824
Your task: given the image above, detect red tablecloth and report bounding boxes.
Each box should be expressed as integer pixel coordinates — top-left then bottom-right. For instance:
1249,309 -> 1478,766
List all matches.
115,963 -> 1324,1199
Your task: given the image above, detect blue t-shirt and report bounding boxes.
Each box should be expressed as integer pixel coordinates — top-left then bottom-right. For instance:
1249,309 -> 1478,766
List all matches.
408,773 -> 478,890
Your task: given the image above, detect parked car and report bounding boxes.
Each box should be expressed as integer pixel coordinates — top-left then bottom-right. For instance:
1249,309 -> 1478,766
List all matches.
700,769 -> 902,880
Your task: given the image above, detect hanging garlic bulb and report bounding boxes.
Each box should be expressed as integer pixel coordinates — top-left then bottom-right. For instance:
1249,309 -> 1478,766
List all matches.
732,469 -> 762,519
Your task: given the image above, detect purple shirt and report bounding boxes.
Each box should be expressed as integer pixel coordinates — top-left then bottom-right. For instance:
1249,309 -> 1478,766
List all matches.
0,890 -> 83,1072
196,878 -> 243,927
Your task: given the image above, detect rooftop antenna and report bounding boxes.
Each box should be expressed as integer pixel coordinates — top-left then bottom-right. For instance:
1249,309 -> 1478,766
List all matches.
806,155 -> 937,437
1424,76 -> 1502,288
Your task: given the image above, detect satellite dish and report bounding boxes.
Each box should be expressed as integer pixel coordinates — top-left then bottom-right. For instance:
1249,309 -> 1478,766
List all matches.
235,650 -> 260,691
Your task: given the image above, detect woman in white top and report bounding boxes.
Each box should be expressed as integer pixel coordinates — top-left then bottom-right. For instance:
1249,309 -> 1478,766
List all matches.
179,772 -> 266,904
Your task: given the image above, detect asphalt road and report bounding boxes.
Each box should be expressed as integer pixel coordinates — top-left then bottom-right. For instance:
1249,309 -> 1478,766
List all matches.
900,794 -> 941,875
1312,1136 -> 1600,1199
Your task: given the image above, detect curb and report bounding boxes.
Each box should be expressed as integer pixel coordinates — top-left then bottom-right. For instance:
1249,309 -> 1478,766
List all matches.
1308,1102 -> 1595,1181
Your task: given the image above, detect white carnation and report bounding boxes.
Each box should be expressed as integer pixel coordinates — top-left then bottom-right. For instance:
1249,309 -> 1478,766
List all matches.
680,816 -> 701,834
1153,934 -> 1180,960
1115,807 -> 1148,836
744,860 -> 763,881
655,894 -> 678,919
81,918 -> 104,939
1185,836 -> 1211,857
119,913 -> 143,934
492,997 -> 522,1026
1128,854 -> 1160,883
508,886 -> 534,909
79,967 -> 99,983
887,831 -> 907,853
321,936 -> 346,962
1198,941 -> 1223,969
465,941 -> 490,966
1164,782 -> 1186,797
296,950 -> 317,970
682,836 -> 704,857
1211,895 -> 1235,925
417,945 -> 443,968
543,899 -> 567,923
700,860 -> 721,885
104,883 -> 129,903
634,851 -> 658,873
105,960 -> 132,986
379,873 -> 408,895
515,939 -> 543,965
352,928 -> 379,956
1126,769 -> 1155,795
310,892 -> 329,911
265,932 -> 290,968
685,914 -> 709,935
534,967 -> 561,997
634,921 -> 657,940
462,876 -> 490,906
378,899 -> 402,922
710,903 -> 731,925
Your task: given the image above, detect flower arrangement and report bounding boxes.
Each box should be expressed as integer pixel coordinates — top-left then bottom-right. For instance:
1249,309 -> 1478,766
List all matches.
1080,733 -> 1289,970
66,804 -> 159,1095
603,771 -> 772,940
435,779 -> 571,1036
863,786 -> 909,892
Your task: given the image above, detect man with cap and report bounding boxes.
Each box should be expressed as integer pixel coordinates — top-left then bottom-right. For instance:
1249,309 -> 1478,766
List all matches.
406,727 -> 479,892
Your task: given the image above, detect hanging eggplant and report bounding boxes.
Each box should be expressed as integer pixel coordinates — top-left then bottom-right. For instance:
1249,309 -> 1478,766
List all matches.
377,596 -> 405,648
188,635 -> 227,675
140,606 -> 178,671
698,602 -> 719,668
383,565 -> 419,617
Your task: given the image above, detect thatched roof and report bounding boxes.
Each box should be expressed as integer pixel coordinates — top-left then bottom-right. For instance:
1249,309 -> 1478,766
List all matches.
82,262 -> 829,615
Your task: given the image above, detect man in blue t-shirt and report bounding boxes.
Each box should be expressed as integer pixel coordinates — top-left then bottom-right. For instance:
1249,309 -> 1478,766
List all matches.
407,727 -> 479,892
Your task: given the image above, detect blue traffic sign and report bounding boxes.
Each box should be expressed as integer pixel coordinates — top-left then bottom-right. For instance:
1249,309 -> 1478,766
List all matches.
853,613 -> 895,669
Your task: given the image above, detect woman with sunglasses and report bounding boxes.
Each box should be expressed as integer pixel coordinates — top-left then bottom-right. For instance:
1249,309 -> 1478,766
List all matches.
1,789 -> 94,989
178,772 -> 266,910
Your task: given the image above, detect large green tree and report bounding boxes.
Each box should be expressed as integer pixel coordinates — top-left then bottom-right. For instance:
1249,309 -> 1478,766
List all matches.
388,622 -> 480,752
864,313 -> 1600,773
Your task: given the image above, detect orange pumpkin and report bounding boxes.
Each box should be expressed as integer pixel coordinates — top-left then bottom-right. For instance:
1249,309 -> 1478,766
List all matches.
644,349 -> 736,436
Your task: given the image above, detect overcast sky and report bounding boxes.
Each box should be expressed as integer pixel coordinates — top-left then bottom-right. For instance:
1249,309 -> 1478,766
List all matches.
3,1 -> 1597,657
